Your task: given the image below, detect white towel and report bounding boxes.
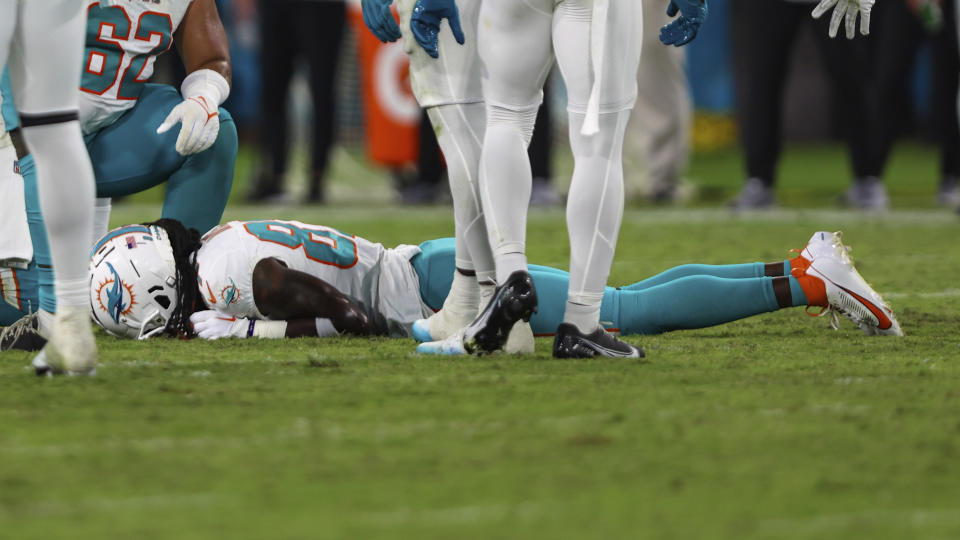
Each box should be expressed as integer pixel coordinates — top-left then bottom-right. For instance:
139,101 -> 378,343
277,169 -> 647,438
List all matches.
582,0 -> 609,136
0,141 -> 33,268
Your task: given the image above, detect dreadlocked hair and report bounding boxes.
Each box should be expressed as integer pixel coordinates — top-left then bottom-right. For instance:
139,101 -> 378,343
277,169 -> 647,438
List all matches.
143,218 -> 203,338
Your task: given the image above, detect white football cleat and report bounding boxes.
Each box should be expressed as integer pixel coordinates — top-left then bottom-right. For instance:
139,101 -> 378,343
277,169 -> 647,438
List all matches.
34,306 -> 98,376
416,321 -> 535,355
416,329 -> 467,355
800,231 -> 850,263
805,253 -> 903,337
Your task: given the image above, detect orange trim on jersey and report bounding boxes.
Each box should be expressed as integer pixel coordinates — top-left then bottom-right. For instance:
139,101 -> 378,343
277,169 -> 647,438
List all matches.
80,3 -> 131,97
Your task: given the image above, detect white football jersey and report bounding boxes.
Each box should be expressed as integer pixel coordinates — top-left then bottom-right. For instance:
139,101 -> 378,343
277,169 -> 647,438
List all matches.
79,0 -> 193,133
195,220 -> 431,337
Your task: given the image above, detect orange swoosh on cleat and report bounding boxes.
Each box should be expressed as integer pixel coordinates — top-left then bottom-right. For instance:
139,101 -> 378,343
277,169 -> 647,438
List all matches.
840,286 -> 893,330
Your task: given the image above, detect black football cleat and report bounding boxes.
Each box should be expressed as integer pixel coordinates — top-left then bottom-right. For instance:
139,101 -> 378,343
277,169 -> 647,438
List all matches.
1,313 -> 47,352
463,270 -> 538,355
552,323 -> 644,359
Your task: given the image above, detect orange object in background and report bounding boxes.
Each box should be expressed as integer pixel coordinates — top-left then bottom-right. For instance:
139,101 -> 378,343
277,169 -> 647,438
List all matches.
348,3 -> 420,167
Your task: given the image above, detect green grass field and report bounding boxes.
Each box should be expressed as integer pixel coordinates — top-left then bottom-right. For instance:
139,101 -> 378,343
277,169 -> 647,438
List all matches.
1,144 -> 959,539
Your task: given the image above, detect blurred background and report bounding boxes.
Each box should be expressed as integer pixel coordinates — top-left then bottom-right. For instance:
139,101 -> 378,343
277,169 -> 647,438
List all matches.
143,0 -> 958,210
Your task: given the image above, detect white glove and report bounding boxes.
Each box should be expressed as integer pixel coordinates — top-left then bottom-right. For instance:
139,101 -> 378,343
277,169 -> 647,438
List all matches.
812,0 -> 874,39
157,69 -> 230,156
190,310 -> 251,340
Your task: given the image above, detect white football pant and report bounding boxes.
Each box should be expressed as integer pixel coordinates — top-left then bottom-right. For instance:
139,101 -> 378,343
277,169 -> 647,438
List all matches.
478,0 -> 642,332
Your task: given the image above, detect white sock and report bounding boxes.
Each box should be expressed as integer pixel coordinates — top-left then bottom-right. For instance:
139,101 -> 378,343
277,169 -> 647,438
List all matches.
563,110 -> 631,332
478,281 -> 496,314
93,197 -> 112,247
38,309 -> 55,339
479,104 -> 539,284
564,292 -> 604,334
22,121 -> 96,309
426,269 -> 481,339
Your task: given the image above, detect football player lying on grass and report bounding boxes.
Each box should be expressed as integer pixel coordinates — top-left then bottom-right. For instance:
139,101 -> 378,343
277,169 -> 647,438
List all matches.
0,217 -> 903,356
64,218 -> 903,352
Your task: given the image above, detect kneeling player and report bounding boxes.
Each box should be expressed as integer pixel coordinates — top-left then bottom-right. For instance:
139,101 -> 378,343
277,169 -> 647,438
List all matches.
80,220 -> 902,350
1,0 -> 238,340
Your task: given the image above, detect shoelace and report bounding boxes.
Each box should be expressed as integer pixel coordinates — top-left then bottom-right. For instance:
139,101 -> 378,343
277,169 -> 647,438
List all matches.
0,311 -> 39,351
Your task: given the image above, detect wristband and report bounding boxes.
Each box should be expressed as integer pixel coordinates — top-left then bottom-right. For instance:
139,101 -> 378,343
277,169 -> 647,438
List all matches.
181,68 -> 230,107
252,320 -> 288,339
315,318 -> 340,337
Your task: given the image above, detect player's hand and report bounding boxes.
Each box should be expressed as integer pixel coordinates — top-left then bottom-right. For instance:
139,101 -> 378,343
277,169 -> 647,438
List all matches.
362,0 -> 402,42
812,0 -> 874,39
190,310 -> 250,340
157,97 -> 220,156
660,0 -> 708,47
410,0 -> 465,59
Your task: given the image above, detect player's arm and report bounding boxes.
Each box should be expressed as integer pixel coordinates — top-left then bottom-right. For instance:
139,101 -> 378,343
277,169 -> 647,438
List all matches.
251,258 -> 372,336
190,258 -> 374,340
157,0 -> 232,156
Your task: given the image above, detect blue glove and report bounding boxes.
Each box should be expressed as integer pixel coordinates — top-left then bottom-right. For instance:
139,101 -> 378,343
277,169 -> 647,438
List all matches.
411,0 -> 465,59
659,0 -> 708,47
361,0 -> 402,43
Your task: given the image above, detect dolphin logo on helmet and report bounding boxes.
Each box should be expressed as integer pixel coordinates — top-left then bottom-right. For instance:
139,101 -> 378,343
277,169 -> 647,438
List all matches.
106,262 -> 127,324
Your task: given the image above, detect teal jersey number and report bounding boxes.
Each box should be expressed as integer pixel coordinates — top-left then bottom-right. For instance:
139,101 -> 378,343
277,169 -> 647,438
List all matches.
243,221 -> 359,269
81,3 -> 174,100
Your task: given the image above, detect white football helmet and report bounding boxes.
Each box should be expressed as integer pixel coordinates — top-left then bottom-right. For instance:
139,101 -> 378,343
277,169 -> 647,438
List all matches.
89,224 -> 179,339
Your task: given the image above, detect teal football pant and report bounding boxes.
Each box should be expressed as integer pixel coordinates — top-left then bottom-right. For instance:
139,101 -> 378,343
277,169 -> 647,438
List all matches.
85,83 -> 237,232
412,238 -> 809,336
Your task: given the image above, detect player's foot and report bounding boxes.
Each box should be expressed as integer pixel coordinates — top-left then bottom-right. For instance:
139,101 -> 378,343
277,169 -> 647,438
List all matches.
841,177 -> 889,211
0,312 -> 47,352
463,271 -> 537,355
553,323 -> 644,358
728,178 -> 776,210
417,321 -> 534,355
416,329 -> 467,355
794,230 -> 850,269
937,177 -> 960,207
35,307 -> 97,376
412,300 -> 478,343
802,247 -> 903,336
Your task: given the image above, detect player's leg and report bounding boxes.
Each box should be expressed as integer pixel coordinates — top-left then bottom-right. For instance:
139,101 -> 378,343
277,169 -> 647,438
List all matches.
412,104 -> 493,341
476,0 -> 553,284
619,261 -> 796,292
728,0 -> 805,208
930,0 -> 960,206
300,0 -> 345,203
812,15 -> 886,209
8,0 -> 96,374
524,263 -> 820,337
550,0 -> 642,357
461,0 -> 554,354
87,84 -> 237,233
